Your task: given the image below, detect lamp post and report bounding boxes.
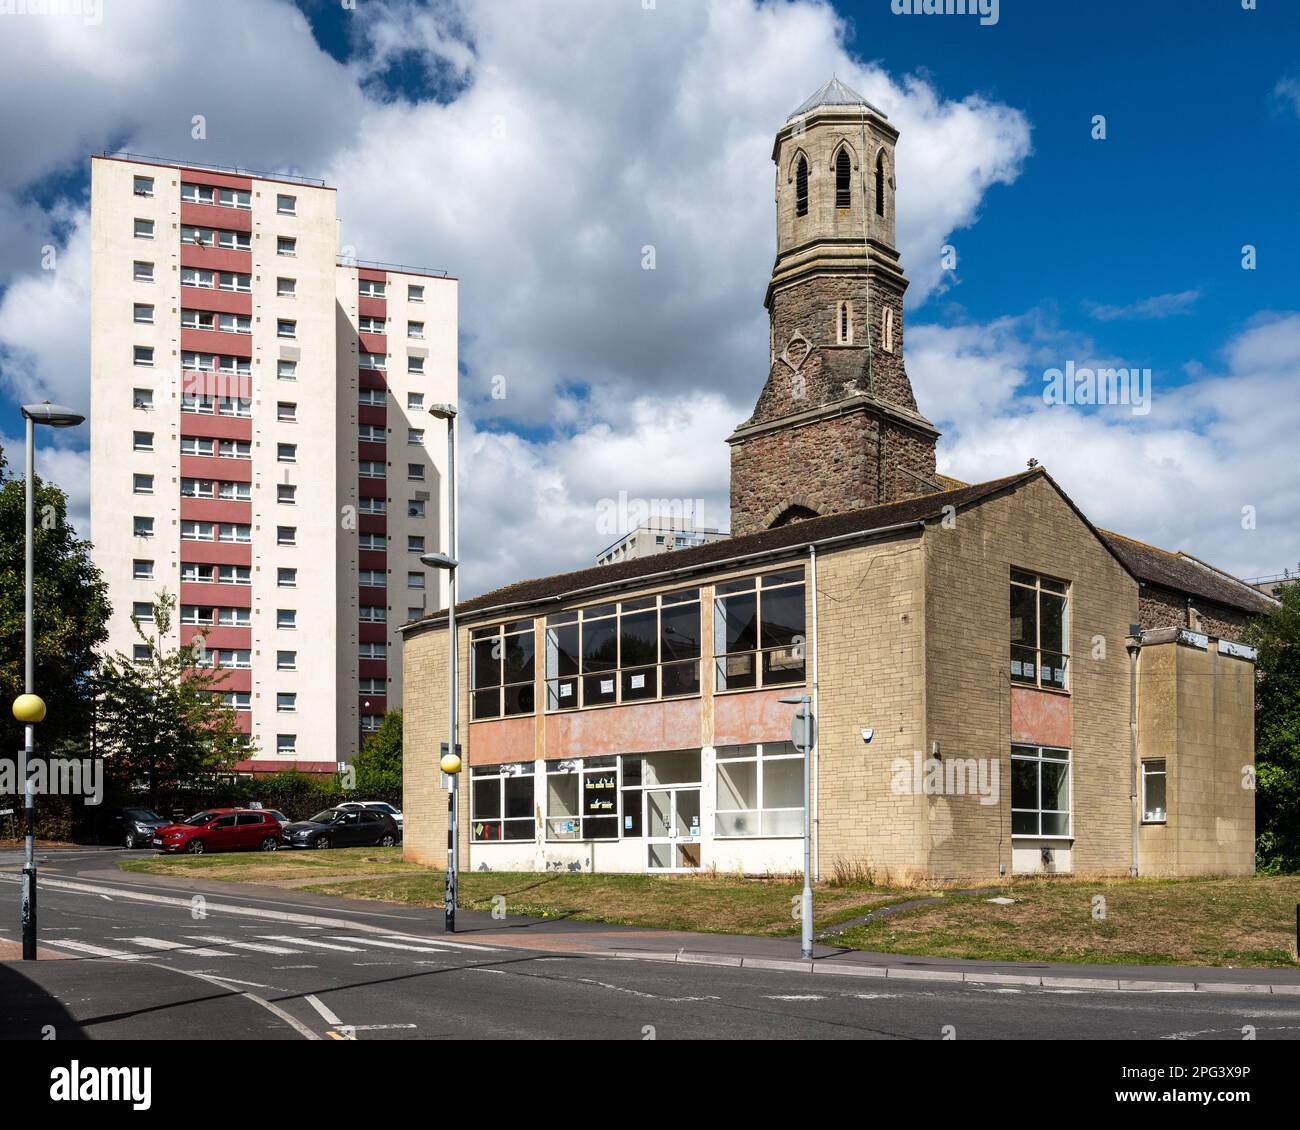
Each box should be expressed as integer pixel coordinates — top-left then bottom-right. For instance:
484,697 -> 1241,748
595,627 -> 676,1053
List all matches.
15,402 -> 85,960
422,401 -> 459,932
780,693 -> 816,960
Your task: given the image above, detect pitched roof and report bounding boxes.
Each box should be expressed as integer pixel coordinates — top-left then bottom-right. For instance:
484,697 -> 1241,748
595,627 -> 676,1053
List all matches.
408,470 -> 1041,632
1099,530 -> 1277,616
788,76 -> 884,121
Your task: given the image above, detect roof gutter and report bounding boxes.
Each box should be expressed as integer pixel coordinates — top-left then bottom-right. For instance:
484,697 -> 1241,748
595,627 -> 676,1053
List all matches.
400,519 -> 928,634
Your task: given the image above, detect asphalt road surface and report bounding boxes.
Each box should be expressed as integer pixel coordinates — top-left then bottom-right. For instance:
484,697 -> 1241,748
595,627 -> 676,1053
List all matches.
2,849 -> 1298,1041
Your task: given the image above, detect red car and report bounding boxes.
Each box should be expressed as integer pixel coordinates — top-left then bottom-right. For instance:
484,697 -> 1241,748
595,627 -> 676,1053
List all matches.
151,809 -> 283,855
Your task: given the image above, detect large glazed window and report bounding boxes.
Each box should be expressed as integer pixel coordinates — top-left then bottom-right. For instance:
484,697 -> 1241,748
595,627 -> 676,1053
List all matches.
1010,569 -> 1069,690
471,762 -> 535,841
1141,759 -> 1167,823
470,620 -> 535,719
715,742 -> 805,838
1011,745 -> 1071,837
714,568 -> 805,691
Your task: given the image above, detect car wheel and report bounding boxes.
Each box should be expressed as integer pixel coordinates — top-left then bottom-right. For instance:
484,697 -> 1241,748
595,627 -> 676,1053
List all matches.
186,839 -> 206,855
379,834 -> 396,847
314,835 -> 331,850
260,836 -> 279,852
124,832 -> 136,849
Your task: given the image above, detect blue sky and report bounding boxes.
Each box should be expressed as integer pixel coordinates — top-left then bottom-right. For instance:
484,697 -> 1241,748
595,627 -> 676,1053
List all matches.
0,0 -> 1297,596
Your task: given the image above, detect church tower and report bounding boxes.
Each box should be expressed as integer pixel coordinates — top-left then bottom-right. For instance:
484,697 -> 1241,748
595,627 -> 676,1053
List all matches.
728,78 -> 941,536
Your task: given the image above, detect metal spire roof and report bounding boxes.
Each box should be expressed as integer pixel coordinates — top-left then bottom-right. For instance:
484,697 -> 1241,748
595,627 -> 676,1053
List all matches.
787,76 -> 884,121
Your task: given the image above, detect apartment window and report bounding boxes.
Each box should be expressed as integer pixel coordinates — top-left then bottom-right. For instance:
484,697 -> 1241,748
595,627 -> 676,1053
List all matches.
132,388 -> 153,410
408,607 -> 424,621
217,481 -> 250,502
471,620 -> 535,719
181,267 -> 214,289
132,645 -> 151,665
133,175 -> 154,198
216,396 -> 252,418
180,436 -> 212,457
180,183 -> 215,205
1011,745 -> 1072,838
407,463 -> 425,482
277,319 -> 296,339
209,649 -> 251,669
132,430 -> 153,451
217,188 -> 251,210
359,569 -> 386,588
359,641 -> 387,661
272,193 -> 295,215
407,535 -> 425,554
1142,759 -> 1167,824
181,520 -> 215,541
133,261 -> 154,282
359,533 -> 385,552
407,357 -> 425,376
359,606 -> 387,623
276,734 -> 297,755
277,567 -> 298,588
277,360 -> 297,381
358,497 -> 386,515
408,321 -> 424,339
134,218 -> 154,240
407,571 -> 425,590
408,284 -> 424,302
217,439 -> 251,459
359,461 -> 385,479
132,601 -> 155,623
359,316 -> 385,335
277,484 -> 297,505
358,279 -> 386,299
277,402 -> 296,422
276,693 -> 297,713
277,443 -> 296,463
277,526 -> 296,546
218,523 -> 252,543
359,352 -> 386,371
408,428 -> 424,446
219,272 -> 251,292
276,651 -> 297,672
277,237 -> 296,256
221,692 -> 252,712
218,313 -> 251,335
181,309 -> 215,331
1010,570 -> 1069,690
181,563 -> 214,583
714,569 -> 805,692
408,499 -> 426,519
358,424 -> 385,444
407,392 -> 424,411
276,277 -> 296,298
217,607 -> 251,627
358,389 -> 384,406
132,473 -> 154,495
471,763 -> 536,842
132,559 -> 154,580
181,605 -> 214,627
547,587 -> 702,711
133,345 -> 154,366
715,742 -> 805,837
132,303 -> 154,325
277,609 -> 297,630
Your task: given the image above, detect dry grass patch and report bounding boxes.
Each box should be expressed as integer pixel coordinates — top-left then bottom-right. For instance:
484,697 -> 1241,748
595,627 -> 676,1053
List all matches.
118,846 -> 416,884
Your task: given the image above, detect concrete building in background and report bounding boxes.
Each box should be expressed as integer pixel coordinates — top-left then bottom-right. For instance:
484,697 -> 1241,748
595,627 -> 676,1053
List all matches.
595,518 -> 729,566
90,154 -> 457,773
400,79 -> 1273,880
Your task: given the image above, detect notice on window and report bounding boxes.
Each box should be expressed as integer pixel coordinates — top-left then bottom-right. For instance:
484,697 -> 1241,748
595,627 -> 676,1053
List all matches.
559,683 -> 572,699
584,774 -> 617,814
630,673 -> 646,690
1011,660 -> 1022,677
600,678 -> 614,694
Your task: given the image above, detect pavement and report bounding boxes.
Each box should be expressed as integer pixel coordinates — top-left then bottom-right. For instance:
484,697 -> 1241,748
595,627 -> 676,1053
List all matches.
2,845 -> 1299,1040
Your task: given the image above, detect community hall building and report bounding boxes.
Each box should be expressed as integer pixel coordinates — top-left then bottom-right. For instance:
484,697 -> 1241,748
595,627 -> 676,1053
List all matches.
400,80 -> 1273,881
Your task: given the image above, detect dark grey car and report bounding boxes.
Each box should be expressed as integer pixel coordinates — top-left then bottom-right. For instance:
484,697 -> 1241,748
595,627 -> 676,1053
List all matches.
280,807 -> 400,849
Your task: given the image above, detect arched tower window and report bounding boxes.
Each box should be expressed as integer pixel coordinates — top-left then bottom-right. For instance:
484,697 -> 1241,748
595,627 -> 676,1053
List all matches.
835,147 -> 851,209
837,301 -> 852,345
875,150 -> 886,218
795,156 -> 809,217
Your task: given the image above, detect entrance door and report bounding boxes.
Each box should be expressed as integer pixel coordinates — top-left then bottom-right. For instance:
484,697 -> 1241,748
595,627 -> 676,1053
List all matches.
645,788 -> 701,872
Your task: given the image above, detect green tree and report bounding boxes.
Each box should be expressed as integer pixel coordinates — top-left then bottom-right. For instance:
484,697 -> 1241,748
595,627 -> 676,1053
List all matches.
350,709 -> 402,800
1244,581 -> 1300,873
0,443 -> 110,757
95,592 -> 248,804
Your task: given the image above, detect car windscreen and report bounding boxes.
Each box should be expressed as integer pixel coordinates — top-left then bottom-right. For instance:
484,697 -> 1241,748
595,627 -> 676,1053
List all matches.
308,810 -> 340,824
182,811 -> 217,825
125,808 -> 162,822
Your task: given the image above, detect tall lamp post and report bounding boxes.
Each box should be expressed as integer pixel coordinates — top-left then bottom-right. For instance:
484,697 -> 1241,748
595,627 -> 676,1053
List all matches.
780,693 -> 816,960
14,402 -> 85,960
421,401 -> 459,932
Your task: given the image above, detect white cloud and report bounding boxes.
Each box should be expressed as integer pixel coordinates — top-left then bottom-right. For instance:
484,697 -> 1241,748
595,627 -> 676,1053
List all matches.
1084,290 -> 1200,322
1274,77 -> 1300,118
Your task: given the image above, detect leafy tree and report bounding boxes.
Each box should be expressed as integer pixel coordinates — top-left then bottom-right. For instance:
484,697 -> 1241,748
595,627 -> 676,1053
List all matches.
0,443 -> 110,757
95,592 -> 248,804
350,710 -> 402,800
1244,581 -> 1300,873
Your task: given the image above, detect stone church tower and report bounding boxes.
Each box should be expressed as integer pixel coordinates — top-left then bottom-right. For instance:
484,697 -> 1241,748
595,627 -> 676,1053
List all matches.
728,78 -> 941,536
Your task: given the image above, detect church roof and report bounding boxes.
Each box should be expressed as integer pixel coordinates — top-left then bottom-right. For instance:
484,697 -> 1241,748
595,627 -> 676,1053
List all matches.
1099,530 -> 1277,616
787,76 -> 884,121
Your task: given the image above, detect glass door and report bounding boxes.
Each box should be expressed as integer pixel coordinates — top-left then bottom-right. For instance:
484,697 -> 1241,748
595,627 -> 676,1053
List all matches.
645,787 -> 701,871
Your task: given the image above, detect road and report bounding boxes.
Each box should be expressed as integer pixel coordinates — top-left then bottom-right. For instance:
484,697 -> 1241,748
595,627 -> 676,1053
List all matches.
2,848 -> 1298,1041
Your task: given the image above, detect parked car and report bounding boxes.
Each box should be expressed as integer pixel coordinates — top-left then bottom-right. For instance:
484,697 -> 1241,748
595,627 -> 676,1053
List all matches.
337,801 -> 403,834
151,809 -> 283,855
281,807 -> 400,850
98,806 -> 170,849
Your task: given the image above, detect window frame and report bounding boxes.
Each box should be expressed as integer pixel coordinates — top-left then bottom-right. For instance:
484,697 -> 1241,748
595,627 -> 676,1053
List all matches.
470,762 -> 537,842
470,620 -> 536,720
713,568 -> 806,694
714,742 -> 806,839
1141,759 -> 1167,824
1010,569 -> 1071,692
1010,745 -> 1072,840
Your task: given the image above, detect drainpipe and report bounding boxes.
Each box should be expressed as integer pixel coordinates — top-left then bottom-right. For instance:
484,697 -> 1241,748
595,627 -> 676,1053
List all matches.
809,544 -> 820,881
1126,625 -> 1141,878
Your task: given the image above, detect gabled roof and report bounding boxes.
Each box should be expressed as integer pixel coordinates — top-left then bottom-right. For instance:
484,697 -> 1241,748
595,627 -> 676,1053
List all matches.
1099,531 -> 1277,616
788,76 -> 884,121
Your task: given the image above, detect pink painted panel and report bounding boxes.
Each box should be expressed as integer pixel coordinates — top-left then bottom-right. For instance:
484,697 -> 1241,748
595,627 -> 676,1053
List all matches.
713,688 -> 800,746
544,698 -> 702,761
469,716 -> 535,765
1010,686 -> 1072,748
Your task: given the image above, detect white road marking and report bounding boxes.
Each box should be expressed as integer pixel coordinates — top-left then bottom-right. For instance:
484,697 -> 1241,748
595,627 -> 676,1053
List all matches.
305,994 -> 344,1026
259,934 -> 363,952
350,1024 -> 417,1031
192,974 -> 277,989
185,935 -> 303,955
765,994 -> 826,1001
40,939 -> 149,960
122,936 -> 234,957
327,936 -> 453,954
379,932 -> 502,952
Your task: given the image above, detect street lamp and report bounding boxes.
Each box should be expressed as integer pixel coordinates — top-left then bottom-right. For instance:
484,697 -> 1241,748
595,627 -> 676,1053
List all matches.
780,693 -> 816,960
15,402 -> 85,960
421,402 -> 459,932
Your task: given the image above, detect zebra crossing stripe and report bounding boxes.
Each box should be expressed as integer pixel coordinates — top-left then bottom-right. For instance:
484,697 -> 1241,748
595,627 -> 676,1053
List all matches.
259,935 -> 364,952
122,936 -> 235,957
184,935 -> 303,955
42,939 -> 149,960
